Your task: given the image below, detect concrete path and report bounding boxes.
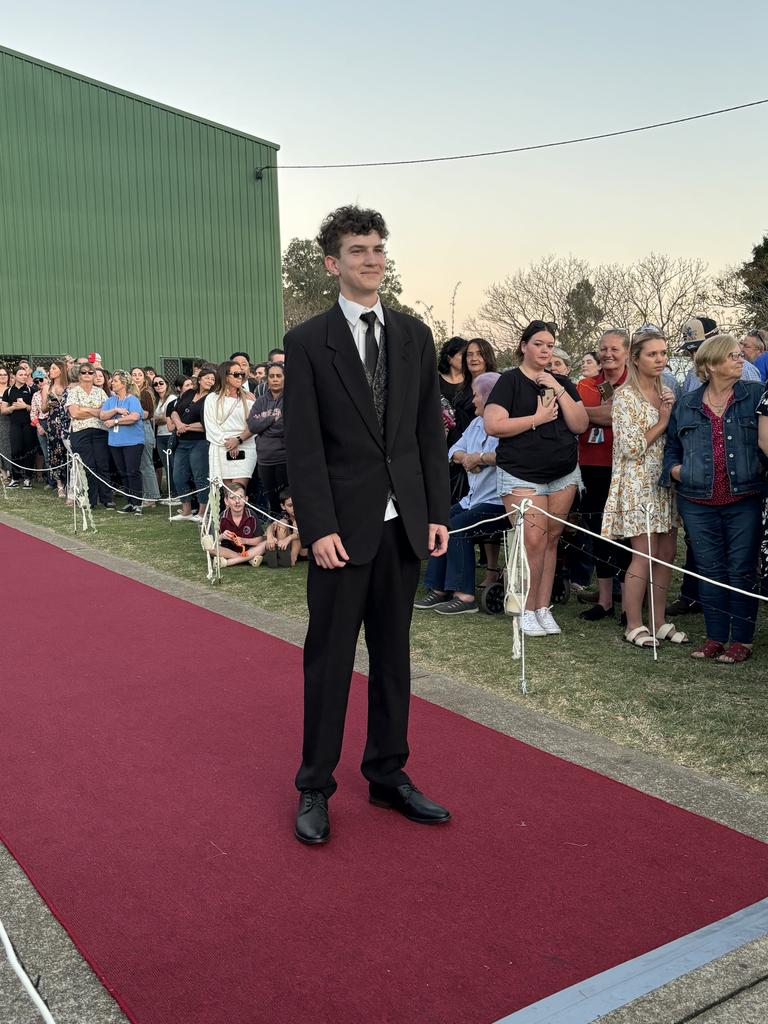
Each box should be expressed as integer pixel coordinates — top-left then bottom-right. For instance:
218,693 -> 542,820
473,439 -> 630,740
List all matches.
1,511 -> 766,1024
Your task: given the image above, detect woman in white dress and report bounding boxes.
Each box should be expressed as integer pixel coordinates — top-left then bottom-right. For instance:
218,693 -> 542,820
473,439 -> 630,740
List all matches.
204,361 -> 256,489
602,328 -> 686,649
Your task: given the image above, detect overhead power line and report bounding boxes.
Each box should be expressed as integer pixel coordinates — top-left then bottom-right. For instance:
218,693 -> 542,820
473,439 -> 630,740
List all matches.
256,98 -> 768,174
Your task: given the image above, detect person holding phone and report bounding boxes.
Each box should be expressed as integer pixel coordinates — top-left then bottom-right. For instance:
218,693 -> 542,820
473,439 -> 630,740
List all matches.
575,329 -> 633,620
204,360 -> 255,490
484,320 -> 588,637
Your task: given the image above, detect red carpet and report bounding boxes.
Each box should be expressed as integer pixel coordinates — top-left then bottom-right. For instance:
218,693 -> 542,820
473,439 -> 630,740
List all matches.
1,520 -> 767,1024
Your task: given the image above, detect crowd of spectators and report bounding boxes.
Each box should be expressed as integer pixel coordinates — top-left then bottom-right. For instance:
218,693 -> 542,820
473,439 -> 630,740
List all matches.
2,324 -> 768,661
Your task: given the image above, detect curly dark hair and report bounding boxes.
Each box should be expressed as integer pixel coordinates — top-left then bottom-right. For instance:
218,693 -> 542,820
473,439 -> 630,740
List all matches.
437,336 -> 467,375
316,205 -> 389,257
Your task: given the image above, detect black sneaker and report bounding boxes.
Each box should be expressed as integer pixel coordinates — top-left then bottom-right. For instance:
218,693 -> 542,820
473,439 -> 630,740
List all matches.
102,502 -> 116,510
434,597 -> 479,615
413,590 -> 449,610
579,604 -> 614,621
7,480 -> 20,489
666,598 -> 703,616
22,479 -> 32,489
117,504 -> 135,515
132,505 -> 143,516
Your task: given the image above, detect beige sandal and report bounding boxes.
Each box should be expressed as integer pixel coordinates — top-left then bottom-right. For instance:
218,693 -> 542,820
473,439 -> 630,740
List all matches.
624,626 -> 658,648
656,622 -> 690,644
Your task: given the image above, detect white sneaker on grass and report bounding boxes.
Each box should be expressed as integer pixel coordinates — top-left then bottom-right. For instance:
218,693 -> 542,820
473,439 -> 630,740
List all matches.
521,610 -> 547,636
535,607 -> 561,634
170,512 -> 195,522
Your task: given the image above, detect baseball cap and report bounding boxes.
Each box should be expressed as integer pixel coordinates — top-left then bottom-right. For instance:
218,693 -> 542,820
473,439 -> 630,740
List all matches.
32,369 -> 46,380
88,352 -> 102,363
677,316 -> 718,354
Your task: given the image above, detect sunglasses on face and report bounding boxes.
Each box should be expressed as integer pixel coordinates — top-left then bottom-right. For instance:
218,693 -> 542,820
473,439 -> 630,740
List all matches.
153,381 -> 166,387
79,370 -> 95,376
229,371 -> 245,379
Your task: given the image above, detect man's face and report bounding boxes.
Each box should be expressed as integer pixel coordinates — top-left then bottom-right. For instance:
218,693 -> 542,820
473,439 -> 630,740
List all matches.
232,355 -> 250,376
324,232 -> 385,300
254,366 -> 266,382
739,335 -> 762,363
271,353 -> 285,365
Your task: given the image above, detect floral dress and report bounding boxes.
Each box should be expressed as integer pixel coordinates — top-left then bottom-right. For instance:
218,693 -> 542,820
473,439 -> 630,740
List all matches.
602,386 -> 676,538
45,388 -> 69,482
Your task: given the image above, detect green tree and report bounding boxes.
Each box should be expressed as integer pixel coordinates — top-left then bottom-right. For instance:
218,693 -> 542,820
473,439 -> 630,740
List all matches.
560,278 -> 604,351
735,234 -> 768,328
282,238 -> 419,330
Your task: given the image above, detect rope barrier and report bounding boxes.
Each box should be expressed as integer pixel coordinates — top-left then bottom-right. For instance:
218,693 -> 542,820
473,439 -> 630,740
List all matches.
0,919 -> 57,1024
2,451 -> 766,607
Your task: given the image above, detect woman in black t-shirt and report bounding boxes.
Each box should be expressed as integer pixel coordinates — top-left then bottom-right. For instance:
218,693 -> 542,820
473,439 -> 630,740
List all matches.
485,321 -> 589,637
170,368 -> 215,523
0,365 -> 38,487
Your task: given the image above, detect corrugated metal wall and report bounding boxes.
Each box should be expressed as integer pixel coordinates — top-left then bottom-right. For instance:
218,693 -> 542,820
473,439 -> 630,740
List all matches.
0,46 -> 282,370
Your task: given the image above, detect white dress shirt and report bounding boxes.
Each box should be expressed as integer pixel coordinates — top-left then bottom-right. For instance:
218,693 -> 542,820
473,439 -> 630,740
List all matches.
337,295 -> 397,521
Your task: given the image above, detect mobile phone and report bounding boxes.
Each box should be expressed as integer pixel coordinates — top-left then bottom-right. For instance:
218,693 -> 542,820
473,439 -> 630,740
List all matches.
597,381 -> 614,401
541,387 -> 556,407
226,450 -> 246,461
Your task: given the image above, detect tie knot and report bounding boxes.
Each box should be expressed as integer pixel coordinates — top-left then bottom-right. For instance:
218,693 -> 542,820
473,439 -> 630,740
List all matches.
360,311 -> 378,328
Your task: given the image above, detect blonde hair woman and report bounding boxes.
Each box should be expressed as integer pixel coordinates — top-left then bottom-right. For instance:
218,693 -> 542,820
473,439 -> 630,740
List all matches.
203,360 -> 256,489
602,329 -> 685,649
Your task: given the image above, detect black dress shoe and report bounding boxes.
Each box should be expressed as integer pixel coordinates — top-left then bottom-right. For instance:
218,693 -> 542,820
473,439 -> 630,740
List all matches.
579,604 -> 614,621
369,783 -> 451,824
665,598 -> 703,616
295,790 -> 330,845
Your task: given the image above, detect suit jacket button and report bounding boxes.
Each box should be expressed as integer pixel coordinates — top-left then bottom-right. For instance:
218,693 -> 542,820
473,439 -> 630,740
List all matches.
386,456 -> 392,464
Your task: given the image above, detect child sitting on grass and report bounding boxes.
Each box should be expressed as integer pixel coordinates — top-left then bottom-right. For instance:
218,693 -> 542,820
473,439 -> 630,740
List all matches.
264,487 -> 305,567
208,483 -> 266,567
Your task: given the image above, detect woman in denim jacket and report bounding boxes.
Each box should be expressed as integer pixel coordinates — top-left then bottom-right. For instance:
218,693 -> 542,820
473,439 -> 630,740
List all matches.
661,335 -> 768,663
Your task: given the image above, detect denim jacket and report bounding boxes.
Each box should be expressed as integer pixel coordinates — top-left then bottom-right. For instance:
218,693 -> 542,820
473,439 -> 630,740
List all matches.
660,381 -> 767,498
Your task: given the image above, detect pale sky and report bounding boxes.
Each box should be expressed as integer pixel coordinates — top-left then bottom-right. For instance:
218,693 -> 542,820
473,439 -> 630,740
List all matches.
3,0 -> 768,329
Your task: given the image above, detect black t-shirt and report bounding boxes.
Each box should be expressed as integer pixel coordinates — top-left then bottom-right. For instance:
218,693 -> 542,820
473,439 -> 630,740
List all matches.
487,368 -> 582,483
174,390 -> 208,441
4,384 -> 34,426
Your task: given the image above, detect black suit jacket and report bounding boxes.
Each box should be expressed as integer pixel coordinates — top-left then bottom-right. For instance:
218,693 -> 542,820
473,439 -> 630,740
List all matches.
284,303 -> 450,564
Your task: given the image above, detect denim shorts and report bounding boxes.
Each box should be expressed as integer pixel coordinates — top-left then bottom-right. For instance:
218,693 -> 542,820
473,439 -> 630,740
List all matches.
496,465 -> 583,497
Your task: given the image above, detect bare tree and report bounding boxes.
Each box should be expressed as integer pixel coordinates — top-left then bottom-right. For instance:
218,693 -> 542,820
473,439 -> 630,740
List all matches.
468,253 -> 715,358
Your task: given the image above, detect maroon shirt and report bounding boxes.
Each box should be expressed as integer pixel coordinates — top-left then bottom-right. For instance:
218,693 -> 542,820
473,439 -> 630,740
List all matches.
219,508 -> 263,550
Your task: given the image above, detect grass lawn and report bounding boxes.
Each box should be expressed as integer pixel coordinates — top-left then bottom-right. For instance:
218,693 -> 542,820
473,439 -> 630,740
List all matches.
3,484 -> 767,795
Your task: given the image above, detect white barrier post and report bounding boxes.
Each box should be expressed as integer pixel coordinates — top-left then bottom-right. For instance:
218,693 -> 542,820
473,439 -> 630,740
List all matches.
645,504 -> 658,663
164,448 -> 173,522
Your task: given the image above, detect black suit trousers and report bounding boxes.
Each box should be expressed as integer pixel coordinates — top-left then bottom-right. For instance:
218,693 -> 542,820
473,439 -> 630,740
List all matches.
295,517 -> 421,797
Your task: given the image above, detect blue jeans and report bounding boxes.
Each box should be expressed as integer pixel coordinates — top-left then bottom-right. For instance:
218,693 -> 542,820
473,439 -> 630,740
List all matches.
173,440 -> 209,505
424,501 -> 505,595
677,495 -> 763,644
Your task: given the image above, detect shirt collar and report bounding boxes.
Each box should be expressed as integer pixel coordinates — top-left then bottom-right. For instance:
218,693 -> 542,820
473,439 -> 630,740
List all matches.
338,293 -> 384,328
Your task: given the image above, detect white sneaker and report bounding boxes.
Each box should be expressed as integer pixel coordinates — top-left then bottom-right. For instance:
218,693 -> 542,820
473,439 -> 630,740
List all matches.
521,610 -> 547,636
190,514 -> 204,524
170,513 -> 195,522
536,607 -> 561,635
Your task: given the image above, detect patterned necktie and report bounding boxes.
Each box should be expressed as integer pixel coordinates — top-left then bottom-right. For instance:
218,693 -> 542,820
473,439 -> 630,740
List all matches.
360,311 -> 379,378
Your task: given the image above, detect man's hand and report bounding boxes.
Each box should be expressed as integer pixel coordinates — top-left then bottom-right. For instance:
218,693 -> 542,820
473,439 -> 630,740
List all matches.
312,533 -> 349,569
428,524 -> 449,558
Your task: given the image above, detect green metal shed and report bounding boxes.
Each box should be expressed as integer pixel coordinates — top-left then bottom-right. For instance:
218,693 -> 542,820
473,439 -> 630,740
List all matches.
0,45 -> 282,379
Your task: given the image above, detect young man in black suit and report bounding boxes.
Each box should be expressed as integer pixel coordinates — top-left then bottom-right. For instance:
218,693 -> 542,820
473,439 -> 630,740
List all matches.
284,206 -> 451,845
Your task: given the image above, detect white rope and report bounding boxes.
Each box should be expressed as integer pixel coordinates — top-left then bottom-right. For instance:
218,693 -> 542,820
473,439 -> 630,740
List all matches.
70,454 -> 95,533
502,502 -> 532,688
202,476 -> 222,582
0,919 -> 57,1024
163,447 -> 174,522
0,453 -> 69,473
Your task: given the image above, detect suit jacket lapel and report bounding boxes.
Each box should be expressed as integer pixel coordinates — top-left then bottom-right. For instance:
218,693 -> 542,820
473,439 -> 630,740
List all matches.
326,304 -> 384,451
383,308 -> 411,452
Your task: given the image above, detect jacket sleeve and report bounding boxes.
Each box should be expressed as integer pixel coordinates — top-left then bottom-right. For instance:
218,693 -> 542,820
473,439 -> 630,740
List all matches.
416,327 -> 451,525
659,402 -> 683,487
284,334 -> 340,547
247,395 -> 278,435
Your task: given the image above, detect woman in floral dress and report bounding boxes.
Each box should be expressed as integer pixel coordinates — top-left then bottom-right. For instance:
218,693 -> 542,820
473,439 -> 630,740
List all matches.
41,359 -> 69,498
602,328 -> 686,649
